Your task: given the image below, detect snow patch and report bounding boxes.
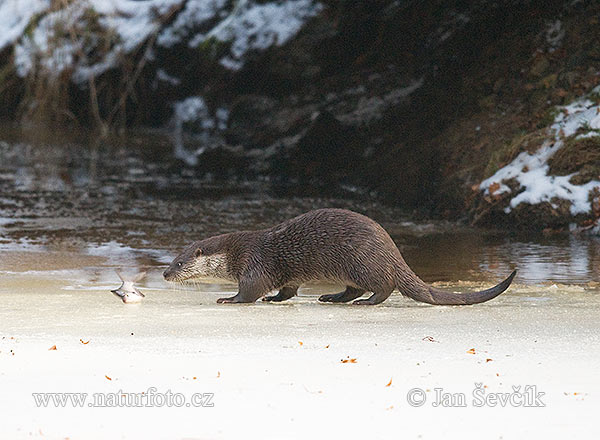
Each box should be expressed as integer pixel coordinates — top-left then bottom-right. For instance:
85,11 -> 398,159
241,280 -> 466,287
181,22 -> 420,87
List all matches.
14,0 -> 181,81
171,96 -> 229,166
337,78 -> 424,125
480,87 -> 600,215
0,0 -> 50,51
157,0 -> 228,48
10,0 -> 322,83
545,20 -> 565,51
189,0 -> 323,70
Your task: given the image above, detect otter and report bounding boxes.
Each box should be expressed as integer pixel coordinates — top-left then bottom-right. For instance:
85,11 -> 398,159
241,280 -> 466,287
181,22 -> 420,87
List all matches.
163,209 -> 516,305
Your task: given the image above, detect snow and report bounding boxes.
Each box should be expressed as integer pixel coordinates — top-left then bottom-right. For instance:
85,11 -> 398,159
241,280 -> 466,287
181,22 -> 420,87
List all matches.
187,0 -> 323,70
156,0 -> 228,48
9,0 -> 322,83
171,96 -> 216,166
156,68 -> 181,86
1,266 -> 600,439
480,88 -> 600,215
0,0 -> 50,51
14,0 -> 178,81
545,19 -> 565,51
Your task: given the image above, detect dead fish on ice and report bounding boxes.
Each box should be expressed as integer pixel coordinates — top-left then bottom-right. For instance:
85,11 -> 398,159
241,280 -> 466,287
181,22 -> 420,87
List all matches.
111,271 -> 146,303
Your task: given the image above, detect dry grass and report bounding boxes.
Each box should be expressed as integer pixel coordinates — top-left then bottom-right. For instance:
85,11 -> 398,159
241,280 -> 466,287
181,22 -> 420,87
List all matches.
483,129 -> 550,178
548,135 -> 600,184
16,1 -> 181,135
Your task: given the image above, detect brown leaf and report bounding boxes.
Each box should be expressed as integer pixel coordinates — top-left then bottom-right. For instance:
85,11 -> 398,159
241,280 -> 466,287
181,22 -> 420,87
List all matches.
486,358 -> 493,362
324,344 -> 330,349
341,358 -> 357,364
105,375 -> 112,381
80,339 -> 90,345
385,378 -> 392,387
216,371 -> 220,378
48,345 -> 57,351
422,336 -> 438,343
298,341 -> 303,346
466,348 -> 476,354
488,182 -> 501,195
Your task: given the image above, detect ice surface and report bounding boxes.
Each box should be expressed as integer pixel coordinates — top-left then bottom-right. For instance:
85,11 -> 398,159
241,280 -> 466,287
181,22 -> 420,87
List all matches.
0,267 -> 599,439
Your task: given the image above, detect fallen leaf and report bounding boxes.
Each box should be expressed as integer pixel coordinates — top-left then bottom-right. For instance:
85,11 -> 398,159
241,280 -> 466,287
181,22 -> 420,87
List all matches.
298,341 -> 303,346
48,345 -> 57,351
341,358 -> 357,364
486,358 -> 493,362
105,375 -> 112,381
193,377 -> 197,380
80,339 -> 90,345
488,182 -> 500,195
422,336 -> 438,343
466,348 -> 476,354
385,378 -> 392,387
216,371 -> 220,378
325,344 -> 330,349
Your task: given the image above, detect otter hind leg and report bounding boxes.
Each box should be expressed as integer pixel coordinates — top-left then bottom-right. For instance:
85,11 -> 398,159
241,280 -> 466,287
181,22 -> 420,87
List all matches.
353,288 -> 393,305
263,286 -> 299,302
319,286 -> 366,303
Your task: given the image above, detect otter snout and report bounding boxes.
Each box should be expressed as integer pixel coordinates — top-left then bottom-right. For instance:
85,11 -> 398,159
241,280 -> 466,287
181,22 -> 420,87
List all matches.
163,268 -> 174,281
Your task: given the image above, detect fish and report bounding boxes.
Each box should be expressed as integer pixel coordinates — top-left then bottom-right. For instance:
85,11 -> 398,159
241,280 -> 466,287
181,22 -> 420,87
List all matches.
111,270 -> 146,304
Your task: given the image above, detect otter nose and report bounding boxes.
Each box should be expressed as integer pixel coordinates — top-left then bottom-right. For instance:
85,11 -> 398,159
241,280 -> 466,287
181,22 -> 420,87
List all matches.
163,269 -> 169,279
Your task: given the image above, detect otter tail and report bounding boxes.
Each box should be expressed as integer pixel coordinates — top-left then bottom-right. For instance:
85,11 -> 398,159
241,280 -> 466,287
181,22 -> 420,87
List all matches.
396,268 -> 516,305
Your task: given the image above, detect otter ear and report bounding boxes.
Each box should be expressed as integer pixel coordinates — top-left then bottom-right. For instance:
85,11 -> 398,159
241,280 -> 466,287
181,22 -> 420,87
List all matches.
195,248 -> 203,258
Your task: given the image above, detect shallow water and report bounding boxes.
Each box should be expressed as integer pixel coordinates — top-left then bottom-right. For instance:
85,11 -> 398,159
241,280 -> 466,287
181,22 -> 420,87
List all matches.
1,129 -> 600,297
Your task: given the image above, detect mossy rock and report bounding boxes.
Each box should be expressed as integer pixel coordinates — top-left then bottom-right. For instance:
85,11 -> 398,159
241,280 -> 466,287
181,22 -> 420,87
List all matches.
483,129 -> 550,178
548,135 -> 600,184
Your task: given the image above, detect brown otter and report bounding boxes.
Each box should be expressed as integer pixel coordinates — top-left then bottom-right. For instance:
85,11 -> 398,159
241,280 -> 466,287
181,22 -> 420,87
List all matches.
163,208 -> 516,305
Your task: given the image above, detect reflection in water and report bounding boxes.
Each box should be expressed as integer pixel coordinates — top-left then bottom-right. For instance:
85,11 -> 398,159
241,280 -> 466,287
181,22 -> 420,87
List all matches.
487,237 -> 600,284
404,233 -> 600,285
1,133 -> 599,286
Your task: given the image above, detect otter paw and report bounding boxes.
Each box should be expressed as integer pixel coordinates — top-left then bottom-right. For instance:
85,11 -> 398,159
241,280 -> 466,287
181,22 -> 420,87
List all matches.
352,299 -> 374,305
217,296 -> 237,303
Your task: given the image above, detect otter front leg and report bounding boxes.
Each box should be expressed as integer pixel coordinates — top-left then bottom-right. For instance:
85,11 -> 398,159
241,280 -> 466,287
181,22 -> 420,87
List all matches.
319,286 -> 366,303
217,279 -> 269,304
262,286 -> 298,302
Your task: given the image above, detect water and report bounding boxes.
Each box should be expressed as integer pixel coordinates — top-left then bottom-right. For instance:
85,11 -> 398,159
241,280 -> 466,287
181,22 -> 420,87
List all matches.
1,128 -> 599,293
1,129 -> 599,439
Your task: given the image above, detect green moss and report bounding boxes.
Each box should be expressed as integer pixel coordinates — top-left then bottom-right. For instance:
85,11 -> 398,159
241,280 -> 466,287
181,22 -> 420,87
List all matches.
194,36 -> 231,60
548,135 -> 600,184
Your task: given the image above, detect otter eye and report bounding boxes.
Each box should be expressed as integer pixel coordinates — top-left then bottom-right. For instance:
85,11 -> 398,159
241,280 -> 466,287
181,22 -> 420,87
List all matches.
176,262 -> 182,268
195,248 -> 202,258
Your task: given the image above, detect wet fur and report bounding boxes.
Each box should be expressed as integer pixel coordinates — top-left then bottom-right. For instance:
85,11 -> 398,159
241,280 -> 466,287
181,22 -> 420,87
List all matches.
164,209 -> 516,305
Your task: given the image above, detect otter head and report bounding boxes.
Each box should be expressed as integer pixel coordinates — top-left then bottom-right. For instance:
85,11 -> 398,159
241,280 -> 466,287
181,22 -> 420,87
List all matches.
163,236 -> 233,283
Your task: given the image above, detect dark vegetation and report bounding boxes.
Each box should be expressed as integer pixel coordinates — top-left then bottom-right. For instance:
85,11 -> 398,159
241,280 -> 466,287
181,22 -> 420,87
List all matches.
1,0 -> 599,229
